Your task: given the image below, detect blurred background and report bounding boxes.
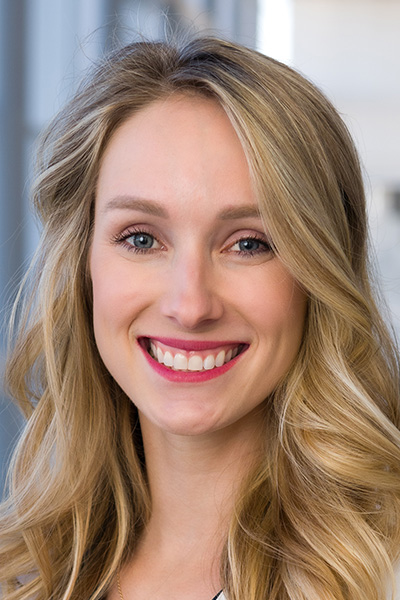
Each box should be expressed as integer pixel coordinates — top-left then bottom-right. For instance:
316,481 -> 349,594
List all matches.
1,0 -> 399,493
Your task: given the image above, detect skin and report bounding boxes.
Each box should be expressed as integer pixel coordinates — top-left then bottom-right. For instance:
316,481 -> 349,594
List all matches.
90,95 -> 307,599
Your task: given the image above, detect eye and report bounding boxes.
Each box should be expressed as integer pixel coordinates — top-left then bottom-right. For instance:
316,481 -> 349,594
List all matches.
128,232 -> 156,249
112,227 -> 163,253
237,238 -> 263,252
229,235 -> 273,257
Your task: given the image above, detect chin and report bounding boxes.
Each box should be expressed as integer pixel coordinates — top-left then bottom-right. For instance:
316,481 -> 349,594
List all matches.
139,406 -> 225,438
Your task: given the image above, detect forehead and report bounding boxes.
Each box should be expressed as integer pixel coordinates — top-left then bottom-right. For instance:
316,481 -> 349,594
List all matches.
95,95 -> 258,219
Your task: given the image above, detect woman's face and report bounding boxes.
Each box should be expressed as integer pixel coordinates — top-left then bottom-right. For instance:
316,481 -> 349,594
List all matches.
90,95 -> 307,437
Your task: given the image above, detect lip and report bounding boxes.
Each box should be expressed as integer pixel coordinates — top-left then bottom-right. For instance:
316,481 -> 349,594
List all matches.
145,337 -> 245,352
138,337 -> 248,383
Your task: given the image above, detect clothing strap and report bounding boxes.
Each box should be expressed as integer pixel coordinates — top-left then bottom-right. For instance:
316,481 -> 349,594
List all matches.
210,592 -> 223,600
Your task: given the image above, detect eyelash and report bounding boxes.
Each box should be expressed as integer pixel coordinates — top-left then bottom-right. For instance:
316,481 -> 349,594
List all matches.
231,235 -> 274,257
112,228 -> 274,257
111,226 -> 161,254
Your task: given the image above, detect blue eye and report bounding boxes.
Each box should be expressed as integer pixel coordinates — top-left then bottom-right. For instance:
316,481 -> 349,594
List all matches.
231,236 -> 273,256
112,228 -> 161,253
127,232 -> 155,249
238,238 -> 262,252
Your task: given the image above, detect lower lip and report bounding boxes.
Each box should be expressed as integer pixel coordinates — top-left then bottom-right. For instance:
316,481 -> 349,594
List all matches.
138,342 -> 246,383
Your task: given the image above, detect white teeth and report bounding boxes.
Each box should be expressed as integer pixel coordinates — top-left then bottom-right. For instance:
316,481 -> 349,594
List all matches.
203,355 -> 215,370
173,353 -> 188,371
225,349 -> 232,363
149,341 -> 242,371
164,350 -> 174,367
215,350 -> 225,367
157,347 -> 164,363
188,355 -> 203,371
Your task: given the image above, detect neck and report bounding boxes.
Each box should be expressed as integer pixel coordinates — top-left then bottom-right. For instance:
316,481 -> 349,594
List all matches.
139,411 -> 265,554
114,410 -> 266,600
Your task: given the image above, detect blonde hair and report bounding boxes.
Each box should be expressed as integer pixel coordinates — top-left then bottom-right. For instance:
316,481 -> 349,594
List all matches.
1,37 -> 400,600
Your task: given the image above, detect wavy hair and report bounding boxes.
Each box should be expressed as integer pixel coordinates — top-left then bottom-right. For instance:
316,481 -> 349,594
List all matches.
1,36 -> 400,600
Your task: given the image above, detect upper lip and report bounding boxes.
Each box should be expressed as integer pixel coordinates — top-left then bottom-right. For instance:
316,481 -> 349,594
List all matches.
140,336 -> 247,352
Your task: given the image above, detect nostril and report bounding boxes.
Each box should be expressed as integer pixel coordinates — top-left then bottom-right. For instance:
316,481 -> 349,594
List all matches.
160,287 -> 224,329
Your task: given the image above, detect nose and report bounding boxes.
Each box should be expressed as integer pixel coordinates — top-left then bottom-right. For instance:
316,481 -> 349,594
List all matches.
160,252 -> 224,330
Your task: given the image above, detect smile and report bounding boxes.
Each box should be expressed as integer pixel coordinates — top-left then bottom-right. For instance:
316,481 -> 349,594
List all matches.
139,337 -> 248,382
148,339 -> 244,372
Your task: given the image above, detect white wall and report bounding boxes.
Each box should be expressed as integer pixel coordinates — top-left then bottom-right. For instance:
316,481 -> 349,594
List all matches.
293,0 -> 400,187
292,0 -> 400,333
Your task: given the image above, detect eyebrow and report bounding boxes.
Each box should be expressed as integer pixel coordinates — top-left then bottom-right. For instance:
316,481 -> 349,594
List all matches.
102,196 -> 169,218
218,205 -> 262,220
101,195 -> 262,220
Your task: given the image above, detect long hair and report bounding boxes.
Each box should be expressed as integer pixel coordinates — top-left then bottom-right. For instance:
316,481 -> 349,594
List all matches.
1,36 -> 400,600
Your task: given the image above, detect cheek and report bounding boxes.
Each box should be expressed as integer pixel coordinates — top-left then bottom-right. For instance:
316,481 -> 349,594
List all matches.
90,261 -> 142,386
91,261 -> 126,326
89,250 -> 136,355
255,281 -> 307,388
244,270 -> 307,339
90,254 -> 161,342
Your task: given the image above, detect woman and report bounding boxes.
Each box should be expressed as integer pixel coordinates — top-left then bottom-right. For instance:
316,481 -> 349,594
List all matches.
1,36 -> 400,600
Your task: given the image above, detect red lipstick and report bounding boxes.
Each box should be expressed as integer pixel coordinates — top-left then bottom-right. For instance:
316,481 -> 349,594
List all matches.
138,338 -> 247,383
145,337 -> 244,352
